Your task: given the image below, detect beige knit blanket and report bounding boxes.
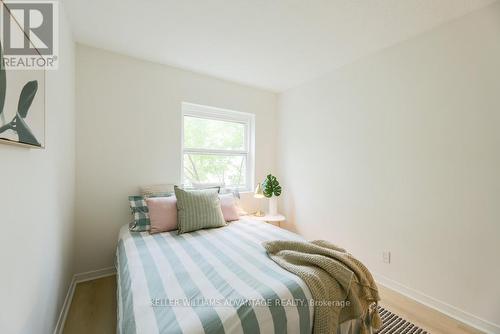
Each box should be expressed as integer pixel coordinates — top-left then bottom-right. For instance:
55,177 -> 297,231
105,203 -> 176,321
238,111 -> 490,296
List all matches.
262,240 -> 382,334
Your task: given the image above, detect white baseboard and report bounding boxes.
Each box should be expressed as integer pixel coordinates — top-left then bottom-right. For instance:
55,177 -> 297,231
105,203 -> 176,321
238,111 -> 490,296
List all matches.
53,277 -> 76,334
53,267 -> 117,334
74,266 -> 116,283
374,272 -> 500,334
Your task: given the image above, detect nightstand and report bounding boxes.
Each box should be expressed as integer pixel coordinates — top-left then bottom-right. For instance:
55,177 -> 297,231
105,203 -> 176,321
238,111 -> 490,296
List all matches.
250,214 -> 286,227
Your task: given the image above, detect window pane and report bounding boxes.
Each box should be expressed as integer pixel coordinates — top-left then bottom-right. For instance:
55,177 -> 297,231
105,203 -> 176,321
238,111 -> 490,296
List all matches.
183,153 -> 246,188
184,116 -> 245,151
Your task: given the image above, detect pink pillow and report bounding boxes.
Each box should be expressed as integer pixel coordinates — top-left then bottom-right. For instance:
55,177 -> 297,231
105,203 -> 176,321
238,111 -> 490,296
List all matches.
219,194 -> 240,222
146,196 -> 178,233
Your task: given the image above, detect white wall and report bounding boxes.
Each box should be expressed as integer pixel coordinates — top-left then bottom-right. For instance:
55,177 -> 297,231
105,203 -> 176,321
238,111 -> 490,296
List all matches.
0,7 -> 75,334
278,2 -> 500,332
75,45 -> 278,273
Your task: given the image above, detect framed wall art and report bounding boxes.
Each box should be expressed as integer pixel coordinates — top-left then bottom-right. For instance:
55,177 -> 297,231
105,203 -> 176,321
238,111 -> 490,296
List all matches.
0,1 -> 46,148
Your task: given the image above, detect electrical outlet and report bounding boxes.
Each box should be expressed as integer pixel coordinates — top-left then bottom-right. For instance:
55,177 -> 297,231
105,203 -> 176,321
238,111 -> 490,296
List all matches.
382,251 -> 391,264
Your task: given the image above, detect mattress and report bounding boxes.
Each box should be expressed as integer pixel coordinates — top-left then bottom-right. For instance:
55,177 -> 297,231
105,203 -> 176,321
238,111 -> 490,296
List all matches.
116,218 -> 368,334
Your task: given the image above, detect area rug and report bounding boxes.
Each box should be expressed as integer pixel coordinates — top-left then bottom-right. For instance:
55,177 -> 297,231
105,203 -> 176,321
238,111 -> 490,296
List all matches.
376,306 -> 429,333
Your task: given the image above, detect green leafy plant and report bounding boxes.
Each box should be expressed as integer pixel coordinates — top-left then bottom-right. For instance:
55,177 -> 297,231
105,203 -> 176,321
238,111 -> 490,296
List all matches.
262,174 -> 282,198
0,42 -> 40,146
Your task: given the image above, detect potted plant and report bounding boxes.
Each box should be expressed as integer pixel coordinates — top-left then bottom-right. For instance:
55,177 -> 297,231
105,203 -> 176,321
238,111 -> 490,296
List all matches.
262,174 -> 281,216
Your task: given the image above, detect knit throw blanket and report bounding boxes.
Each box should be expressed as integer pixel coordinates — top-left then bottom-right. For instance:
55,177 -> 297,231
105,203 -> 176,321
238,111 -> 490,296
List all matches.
262,240 -> 382,334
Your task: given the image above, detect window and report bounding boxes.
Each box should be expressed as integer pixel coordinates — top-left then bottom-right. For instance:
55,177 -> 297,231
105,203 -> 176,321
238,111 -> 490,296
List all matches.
181,103 -> 254,191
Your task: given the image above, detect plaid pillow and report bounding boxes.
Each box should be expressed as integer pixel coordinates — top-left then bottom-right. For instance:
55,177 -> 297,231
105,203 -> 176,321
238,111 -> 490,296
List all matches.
128,193 -> 172,231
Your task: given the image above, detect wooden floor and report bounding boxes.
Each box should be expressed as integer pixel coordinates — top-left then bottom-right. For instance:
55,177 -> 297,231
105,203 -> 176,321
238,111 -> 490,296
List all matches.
63,275 -> 116,334
377,285 -> 482,334
63,275 -> 483,334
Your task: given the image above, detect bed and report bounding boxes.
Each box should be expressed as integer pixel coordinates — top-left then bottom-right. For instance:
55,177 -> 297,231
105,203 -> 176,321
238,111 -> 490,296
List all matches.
116,218 -> 367,334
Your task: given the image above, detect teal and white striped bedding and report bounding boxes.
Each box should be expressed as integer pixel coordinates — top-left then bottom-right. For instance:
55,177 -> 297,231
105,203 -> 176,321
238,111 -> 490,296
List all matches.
116,218 -> 364,334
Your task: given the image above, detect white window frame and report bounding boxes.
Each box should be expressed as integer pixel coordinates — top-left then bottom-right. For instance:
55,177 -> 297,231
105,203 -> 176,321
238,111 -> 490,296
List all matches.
181,102 -> 255,192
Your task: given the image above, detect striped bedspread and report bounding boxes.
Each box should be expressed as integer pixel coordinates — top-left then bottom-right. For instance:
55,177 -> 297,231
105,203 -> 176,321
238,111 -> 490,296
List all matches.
116,218 -> 365,334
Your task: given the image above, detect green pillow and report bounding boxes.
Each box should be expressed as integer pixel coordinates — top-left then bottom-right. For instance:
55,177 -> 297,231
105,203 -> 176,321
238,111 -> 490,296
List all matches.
174,186 -> 226,234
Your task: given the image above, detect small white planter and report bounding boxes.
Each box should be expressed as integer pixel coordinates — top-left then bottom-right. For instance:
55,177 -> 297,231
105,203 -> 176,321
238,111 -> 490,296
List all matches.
268,196 -> 278,216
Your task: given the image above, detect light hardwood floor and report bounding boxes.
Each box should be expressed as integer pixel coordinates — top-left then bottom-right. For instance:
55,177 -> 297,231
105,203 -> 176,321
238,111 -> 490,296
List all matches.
377,285 -> 482,334
63,275 -> 116,334
63,275 -> 483,334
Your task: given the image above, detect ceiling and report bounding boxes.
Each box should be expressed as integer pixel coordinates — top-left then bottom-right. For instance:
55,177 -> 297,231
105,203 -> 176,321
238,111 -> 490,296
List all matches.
63,0 -> 497,92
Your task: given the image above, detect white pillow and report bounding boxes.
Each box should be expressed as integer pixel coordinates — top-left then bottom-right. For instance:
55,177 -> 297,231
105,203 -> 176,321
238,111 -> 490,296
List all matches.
140,184 -> 175,197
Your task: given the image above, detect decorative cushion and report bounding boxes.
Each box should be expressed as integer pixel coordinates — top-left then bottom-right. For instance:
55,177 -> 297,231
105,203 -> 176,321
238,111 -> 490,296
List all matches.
174,186 -> 226,234
146,196 -> 178,233
128,193 -> 173,231
219,193 -> 240,222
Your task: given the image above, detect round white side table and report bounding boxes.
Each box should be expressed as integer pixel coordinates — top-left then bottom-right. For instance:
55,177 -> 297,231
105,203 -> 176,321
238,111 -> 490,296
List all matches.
250,214 -> 286,227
